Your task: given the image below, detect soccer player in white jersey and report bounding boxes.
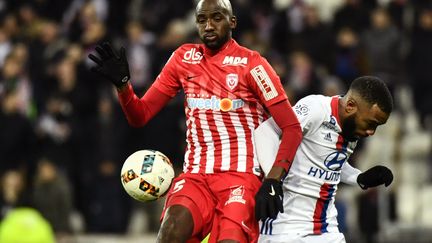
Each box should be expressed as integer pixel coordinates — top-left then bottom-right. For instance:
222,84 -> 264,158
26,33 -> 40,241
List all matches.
254,76 -> 394,243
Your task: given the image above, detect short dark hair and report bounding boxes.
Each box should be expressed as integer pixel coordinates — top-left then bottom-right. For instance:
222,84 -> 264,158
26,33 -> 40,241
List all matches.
349,76 -> 393,114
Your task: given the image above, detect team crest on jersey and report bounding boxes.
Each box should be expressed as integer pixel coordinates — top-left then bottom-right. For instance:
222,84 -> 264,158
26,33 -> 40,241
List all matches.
225,185 -> 246,205
226,73 -> 239,90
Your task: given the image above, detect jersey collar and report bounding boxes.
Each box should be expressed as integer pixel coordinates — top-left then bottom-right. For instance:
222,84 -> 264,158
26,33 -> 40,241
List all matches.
330,96 -> 342,128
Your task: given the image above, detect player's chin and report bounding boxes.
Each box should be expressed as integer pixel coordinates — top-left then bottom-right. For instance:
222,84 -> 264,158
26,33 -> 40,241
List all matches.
203,39 -> 222,50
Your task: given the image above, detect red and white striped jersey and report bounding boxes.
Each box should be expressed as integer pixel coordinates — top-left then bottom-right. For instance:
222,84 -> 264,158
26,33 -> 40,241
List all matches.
255,95 -> 361,236
152,39 -> 287,175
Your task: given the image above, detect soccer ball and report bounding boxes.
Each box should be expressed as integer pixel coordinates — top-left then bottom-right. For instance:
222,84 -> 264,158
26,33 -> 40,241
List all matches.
120,150 -> 175,202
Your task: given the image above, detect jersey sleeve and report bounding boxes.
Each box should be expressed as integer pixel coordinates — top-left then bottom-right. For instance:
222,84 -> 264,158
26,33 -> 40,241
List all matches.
293,96 -> 326,136
246,53 -> 287,107
341,162 -> 362,186
152,51 -> 182,97
253,117 -> 281,176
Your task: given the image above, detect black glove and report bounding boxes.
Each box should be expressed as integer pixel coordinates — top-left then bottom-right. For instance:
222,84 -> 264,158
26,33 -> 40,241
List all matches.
357,165 -> 393,190
88,42 -> 130,88
255,178 -> 284,221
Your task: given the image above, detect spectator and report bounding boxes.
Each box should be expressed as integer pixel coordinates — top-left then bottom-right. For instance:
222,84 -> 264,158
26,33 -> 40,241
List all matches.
84,160 -> 131,233
32,158 -> 73,235
333,27 -> 365,87
284,50 -> 323,103
0,59 -> 36,172
122,20 -> 155,96
0,170 -> 29,220
408,9 -> 432,128
333,0 -> 371,32
361,7 -> 403,94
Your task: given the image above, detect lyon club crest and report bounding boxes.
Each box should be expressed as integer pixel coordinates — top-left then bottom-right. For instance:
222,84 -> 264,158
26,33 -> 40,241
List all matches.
226,73 -> 239,90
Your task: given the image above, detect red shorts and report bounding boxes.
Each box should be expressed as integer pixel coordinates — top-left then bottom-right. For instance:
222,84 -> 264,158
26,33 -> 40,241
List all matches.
161,172 -> 262,243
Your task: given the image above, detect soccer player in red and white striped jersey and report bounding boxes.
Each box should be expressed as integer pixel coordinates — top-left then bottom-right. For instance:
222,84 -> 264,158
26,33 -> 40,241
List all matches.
88,0 -> 302,242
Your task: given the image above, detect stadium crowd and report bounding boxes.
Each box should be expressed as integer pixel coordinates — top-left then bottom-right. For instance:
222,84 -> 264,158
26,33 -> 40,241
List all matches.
0,0 -> 431,242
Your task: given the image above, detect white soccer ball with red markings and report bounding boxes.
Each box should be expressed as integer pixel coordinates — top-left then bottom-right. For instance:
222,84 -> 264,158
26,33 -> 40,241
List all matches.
120,150 -> 175,202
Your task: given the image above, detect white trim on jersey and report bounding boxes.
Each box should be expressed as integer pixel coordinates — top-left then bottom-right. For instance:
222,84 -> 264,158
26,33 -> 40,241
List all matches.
213,111 -> 231,171
190,110 -> 202,173
184,108 -> 193,172
201,112 -> 214,174
243,105 -> 262,175
229,112 -> 248,172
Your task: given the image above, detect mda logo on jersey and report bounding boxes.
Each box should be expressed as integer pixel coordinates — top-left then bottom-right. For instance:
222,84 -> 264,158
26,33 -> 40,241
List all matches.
182,48 -> 203,64
222,56 -> 248,67
324,151 -> 347,171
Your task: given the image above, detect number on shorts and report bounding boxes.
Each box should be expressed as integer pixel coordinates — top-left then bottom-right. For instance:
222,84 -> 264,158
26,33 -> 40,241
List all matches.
172,179 -> 185,193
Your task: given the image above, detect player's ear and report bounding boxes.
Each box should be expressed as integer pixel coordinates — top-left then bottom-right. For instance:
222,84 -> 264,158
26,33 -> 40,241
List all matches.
230,15 -> 237,29
345,97 -> 358,114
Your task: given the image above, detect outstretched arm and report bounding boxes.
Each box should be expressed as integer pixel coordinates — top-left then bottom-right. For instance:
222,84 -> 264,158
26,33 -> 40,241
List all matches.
265,100 -> 302,180
357,165 -> 393,189
117,84 -> 172,127
89,42 -> 175,127
341,162 -> 393,189
254,100 -> 302,221
341,162 -> 362,186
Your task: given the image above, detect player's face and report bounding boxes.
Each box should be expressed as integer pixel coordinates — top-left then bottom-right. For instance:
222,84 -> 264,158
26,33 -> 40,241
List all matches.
195,0 -> 236,50
342,100 -> 389,141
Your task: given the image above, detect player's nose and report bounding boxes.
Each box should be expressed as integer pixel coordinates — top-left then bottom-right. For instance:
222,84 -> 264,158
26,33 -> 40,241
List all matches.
205,20 -> 215,31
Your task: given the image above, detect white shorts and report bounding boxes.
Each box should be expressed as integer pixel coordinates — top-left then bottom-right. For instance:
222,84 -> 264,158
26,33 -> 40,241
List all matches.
258,232 -> 346,243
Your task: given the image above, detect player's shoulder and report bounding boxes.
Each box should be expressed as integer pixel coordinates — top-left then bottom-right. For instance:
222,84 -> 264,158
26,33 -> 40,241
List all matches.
294,95 -> 331,118
232,40 -> 262,59
296,94 -> 331,106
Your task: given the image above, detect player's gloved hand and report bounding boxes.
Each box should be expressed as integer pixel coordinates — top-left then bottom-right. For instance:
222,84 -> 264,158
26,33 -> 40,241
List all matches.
255,178 -> 284,221
88,42 -> 130,88
357,165 -> 393,190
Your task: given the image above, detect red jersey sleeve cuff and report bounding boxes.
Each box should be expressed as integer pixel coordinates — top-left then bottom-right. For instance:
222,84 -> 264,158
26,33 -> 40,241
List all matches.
118,83 -> 134,105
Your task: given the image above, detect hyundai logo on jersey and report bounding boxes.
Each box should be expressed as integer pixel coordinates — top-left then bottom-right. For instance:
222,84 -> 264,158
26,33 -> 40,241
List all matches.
324,151 -> 347,171
307,167 -> 341,182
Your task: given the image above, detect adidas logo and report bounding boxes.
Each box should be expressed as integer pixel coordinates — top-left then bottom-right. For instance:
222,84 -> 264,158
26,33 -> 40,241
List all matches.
324,133 -> 332,142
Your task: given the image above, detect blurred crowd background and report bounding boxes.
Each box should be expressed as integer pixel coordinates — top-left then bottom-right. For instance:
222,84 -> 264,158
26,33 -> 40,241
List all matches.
0,0 -> 431,242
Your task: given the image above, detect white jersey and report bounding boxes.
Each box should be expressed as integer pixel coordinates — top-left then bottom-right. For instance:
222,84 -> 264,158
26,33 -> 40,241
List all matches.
255,95 -> 361,237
